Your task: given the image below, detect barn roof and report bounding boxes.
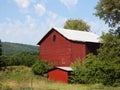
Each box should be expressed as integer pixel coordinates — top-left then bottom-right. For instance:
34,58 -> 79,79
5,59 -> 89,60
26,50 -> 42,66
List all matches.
38,27 -> 100,44
56,67 -> 73,71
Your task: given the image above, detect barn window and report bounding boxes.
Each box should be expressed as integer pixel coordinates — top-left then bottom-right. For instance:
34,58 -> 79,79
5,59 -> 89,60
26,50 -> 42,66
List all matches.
53,35 -> 56,42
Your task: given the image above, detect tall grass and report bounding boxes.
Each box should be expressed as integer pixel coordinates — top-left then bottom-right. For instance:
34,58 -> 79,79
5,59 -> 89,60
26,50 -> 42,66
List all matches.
0,66 -> 120,90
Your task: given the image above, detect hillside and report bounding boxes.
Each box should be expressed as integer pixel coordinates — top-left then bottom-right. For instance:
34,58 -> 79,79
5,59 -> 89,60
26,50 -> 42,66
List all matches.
1,42 -> 39,55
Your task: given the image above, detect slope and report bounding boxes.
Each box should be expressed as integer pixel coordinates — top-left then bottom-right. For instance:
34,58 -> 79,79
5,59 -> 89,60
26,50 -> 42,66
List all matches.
1,42 -> 39,55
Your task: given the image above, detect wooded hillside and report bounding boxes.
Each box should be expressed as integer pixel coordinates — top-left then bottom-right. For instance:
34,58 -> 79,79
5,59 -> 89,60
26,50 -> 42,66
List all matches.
1,42 -> 39,55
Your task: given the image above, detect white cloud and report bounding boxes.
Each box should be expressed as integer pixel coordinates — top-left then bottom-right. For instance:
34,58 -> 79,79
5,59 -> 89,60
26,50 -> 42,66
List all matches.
0,11 -> 66,45
0,16 -> 40,45
46,11 -> 66,28
34,4 -> 46,16
60,0 -> 78,9
14,0 -> 30,9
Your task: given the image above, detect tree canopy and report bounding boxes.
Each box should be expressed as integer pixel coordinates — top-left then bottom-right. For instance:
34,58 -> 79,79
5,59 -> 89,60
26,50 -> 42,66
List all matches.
64,19 -> 90,31
95,0 -> 120,36
95,0 -> 120,27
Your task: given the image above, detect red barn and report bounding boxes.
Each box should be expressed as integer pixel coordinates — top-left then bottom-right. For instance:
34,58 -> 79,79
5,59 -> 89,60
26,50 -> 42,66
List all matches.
48,67 -> 72,83
37,27 -> 100,66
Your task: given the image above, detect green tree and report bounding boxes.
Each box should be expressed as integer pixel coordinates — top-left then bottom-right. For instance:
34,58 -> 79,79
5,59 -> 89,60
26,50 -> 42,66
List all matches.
95,0 -> 120,36
64,19 -> 90,31
0,40 -> 2,69
0,40 -> 2,56
95,0 -> 120,27
98,33 -> 120,61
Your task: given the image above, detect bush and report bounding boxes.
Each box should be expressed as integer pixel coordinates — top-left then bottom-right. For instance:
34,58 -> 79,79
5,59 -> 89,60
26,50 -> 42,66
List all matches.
32,60 -> 48,76
0,55 -> 9,68
69,59 -> 87,84
70,54 -> 120,86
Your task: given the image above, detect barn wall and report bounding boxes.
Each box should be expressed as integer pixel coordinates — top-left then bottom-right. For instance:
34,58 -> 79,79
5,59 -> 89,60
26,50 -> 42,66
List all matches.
48,69 -> 68,83
70,41 -> 86,63
40,29 -> 71,66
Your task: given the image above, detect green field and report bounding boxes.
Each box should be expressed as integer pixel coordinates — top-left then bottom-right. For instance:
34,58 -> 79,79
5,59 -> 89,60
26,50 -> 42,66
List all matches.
0,66 -> 120,90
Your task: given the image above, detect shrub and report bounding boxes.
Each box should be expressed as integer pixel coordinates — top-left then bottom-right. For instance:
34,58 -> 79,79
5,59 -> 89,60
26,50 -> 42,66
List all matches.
70,54 -> 120,86
32,60 -> 48,76
0,55 -> 9,68
69,58 -> 90,84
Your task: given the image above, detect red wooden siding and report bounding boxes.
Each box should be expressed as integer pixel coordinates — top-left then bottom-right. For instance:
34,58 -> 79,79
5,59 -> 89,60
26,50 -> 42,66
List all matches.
70,41 -> 86,63
40,29 -> 71,66
39,29 -> 100,66
48,69 -> 69,83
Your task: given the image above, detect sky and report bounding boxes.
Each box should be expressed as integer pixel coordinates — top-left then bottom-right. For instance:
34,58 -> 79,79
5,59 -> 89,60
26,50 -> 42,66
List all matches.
0,0 -> 109,45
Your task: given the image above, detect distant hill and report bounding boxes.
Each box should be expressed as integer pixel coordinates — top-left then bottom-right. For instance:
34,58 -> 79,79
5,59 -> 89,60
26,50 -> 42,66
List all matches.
1,42 -> 39,55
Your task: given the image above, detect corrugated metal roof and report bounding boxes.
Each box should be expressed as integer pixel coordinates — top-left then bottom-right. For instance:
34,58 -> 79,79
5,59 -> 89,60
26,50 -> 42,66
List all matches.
56,66 -> 73,71
53,27 -> 100,43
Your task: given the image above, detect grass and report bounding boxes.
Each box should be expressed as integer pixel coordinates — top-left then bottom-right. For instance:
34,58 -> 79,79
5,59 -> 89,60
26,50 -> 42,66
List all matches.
0,66 -> 120,90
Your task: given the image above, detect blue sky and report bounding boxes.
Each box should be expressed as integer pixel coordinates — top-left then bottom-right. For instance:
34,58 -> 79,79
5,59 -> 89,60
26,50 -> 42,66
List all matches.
0,0 -> 109,45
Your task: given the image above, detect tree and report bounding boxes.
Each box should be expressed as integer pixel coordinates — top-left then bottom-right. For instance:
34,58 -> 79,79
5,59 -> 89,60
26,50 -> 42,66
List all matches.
64,19 -> 90,31
0,40 -> 2,56
95,0 -> 120,27
95,0 -> 120,36
0,39 -> 2,68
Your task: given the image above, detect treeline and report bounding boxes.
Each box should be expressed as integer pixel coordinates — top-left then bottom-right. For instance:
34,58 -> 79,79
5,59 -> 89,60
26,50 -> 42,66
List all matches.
1,42 -> 39,55
0,40 -> 2,56
0,52 -> 39,68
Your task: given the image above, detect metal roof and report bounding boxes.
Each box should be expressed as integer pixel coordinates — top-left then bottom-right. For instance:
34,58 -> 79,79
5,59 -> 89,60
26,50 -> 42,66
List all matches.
56,66 -> 73,71
38,27 -> 100,45
53,27 -> 100,43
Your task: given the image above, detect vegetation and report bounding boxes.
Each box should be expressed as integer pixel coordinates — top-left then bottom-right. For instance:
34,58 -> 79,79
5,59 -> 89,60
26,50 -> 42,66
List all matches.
1,42 -> 39,55
70,32 -> 120,86
0,66 -> 120,90
0,39 -> 1,55
0,52 -> 39,68
0,40 -> 2,70
95,0 -> 120,28
95,0 -> 120,36
70,53 -> 120,86
32,61 -> 48,76
64,19 -> 90,31
69,0 -> 120,86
